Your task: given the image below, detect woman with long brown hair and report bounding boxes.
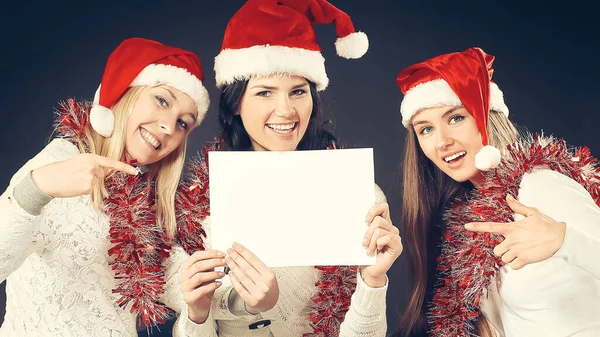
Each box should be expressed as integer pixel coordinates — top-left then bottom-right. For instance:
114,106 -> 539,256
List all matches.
394,47 -> 600,337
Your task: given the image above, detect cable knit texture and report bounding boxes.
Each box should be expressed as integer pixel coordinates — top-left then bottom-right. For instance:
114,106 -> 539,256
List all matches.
0,138 -> 210,336
184,185 -> 389,336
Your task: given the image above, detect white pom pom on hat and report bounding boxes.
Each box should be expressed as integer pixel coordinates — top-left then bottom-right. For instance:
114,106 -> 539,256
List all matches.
89,105 -> 115,138
474,145 -> 502,171
335,31 -> 369,59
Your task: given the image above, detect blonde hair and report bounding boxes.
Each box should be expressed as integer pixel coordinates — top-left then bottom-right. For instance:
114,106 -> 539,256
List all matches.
488,110 -> 519,153
68,85 -> 187,238
479,319 -> 502,337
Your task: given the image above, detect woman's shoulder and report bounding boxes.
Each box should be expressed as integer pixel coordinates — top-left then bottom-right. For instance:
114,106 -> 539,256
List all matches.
45,138 -> 81,159
519,168 -> 594,215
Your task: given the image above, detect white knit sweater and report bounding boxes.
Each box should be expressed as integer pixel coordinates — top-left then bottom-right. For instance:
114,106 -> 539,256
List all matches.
480,169 -> 600,336
0,138 -> 213,336
181,187 -> 390,337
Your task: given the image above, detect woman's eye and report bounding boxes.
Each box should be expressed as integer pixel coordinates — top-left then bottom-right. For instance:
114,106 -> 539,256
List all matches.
156,96 -> 169,108
291,89 -> 307,96
449,115 -> 464,124
419,126 -> 433,135
178,119 -> 189,131
256,91 -> 272,97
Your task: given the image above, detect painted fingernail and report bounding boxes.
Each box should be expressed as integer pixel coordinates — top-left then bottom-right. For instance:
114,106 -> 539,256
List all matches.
465,223 -> 473,230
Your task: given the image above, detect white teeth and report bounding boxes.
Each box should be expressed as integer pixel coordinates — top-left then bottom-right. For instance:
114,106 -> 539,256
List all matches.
140,129 -> 161,149
444,151 -> 466,163
267,122 -> 296,131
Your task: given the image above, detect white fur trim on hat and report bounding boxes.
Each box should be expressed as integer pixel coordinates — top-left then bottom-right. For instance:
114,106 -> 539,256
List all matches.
214,45 -> 329,91
335,31 -> 369,59
90,105 -> 115,137
400,79 -> 509,127
489,82 -> 509,117
131,64 -> 210,123
474,145 -> 501,171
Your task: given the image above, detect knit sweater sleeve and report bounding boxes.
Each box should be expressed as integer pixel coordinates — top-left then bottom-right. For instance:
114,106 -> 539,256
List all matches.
0,138 -> 78,282
338,183 -> 389,337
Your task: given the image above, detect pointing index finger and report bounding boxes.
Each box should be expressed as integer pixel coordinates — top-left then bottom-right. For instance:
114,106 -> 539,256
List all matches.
464,221 -> 508,234
93,155 -> 138,175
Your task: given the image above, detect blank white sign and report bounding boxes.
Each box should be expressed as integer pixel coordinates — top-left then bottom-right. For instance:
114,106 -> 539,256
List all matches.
208,148 -> 376,267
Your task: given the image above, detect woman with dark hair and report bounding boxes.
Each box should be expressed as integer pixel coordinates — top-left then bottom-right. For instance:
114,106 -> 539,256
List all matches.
173,1 -> 403,336
394,47 -> 600,337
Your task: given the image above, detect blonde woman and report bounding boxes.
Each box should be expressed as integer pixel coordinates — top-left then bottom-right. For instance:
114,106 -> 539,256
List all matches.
0,37 -> 216,336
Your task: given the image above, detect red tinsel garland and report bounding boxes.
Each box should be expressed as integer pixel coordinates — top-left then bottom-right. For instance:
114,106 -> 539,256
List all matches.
175,141 -> 216,255
54,99 -> 91,146
105,170 -> 172,326
305,265 -> 358,337
176,140 -> 358,337
55,99 -> 175,326
428,135 -> 600,336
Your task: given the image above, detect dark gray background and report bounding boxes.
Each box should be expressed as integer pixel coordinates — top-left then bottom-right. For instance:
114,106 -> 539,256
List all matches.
1,1 -> 598,335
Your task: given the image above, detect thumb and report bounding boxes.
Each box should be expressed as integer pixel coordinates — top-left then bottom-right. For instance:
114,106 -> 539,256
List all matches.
506,194 -> 537,217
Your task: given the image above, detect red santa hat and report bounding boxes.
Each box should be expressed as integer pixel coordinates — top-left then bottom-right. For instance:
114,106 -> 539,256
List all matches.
396,47 -> 510,171
214,0 -> 369,91
90,37 -> 210,137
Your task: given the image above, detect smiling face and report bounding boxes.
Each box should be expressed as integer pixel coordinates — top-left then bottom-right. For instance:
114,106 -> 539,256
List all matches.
124,85 -> 198,165
412,105 -> 485,184
237,74 -> 313,151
